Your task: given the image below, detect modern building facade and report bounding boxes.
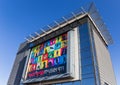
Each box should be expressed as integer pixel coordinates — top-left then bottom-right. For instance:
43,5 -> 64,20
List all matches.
7,3 -> 116,85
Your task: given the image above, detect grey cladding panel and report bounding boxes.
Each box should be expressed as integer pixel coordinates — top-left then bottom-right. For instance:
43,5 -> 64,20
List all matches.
7,42 -> 29,85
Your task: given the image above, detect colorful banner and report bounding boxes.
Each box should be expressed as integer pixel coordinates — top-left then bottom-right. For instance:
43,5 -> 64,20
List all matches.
26,33 -> 67,79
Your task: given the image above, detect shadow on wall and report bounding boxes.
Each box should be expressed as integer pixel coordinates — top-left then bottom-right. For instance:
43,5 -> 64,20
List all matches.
14,56 -> 27,85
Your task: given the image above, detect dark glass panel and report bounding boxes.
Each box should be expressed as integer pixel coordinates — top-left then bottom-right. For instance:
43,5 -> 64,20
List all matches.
62,82 -> 73,85
73,81 -> 81,85
81,78 -> 95,85
81,57 -> 93,66
82,65 -> 94,74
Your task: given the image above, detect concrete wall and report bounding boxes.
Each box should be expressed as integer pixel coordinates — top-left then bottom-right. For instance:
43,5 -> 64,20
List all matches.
92,28 -> 117,85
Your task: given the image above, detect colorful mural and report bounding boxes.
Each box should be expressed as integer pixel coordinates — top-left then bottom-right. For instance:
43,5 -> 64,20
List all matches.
26,33 -> 67,79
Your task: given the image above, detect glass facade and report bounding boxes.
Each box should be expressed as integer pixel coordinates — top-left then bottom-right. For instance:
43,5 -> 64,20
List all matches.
80,23 -> 95,85
45,22 -> 96,85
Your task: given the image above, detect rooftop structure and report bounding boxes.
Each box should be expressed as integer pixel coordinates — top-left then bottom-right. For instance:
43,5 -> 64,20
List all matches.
25,2 -> 113,45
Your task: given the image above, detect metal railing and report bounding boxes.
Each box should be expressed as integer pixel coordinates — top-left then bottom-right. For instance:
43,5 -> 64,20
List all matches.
25,2 -> 113,45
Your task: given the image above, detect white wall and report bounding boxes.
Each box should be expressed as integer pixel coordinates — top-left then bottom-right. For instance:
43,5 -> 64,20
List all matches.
93,29 -> 117,85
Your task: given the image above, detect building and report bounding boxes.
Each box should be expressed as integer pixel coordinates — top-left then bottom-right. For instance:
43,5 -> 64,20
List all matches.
7,3 -> 117,85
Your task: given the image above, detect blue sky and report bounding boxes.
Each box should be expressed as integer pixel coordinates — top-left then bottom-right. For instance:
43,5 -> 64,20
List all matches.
0,0 -> 119,85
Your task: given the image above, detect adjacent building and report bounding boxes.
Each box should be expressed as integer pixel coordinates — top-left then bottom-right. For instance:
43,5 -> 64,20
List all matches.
7,3 -> 117,85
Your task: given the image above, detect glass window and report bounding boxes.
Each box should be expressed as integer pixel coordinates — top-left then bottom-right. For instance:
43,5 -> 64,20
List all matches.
80,28 -> 89,34
79,23 -> 95,84
80,47 -> 91,52
80,42 -> 90,49
81,51 -> 92,58
82,73 -> 94,79
80,25 -> 89,35
80,33 -> 89,40
73,81 -> 81,85
81,78 -> 95,85
62,82 -> 73,85
82,65 -> 94,74
80,39 -> 90,45
81,57 -> 93,66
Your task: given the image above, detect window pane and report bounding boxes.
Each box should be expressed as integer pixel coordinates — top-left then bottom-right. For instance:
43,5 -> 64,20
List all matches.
82,73 -> 94,79
81,51 -> 92,58
80,47 -> 91,52
73,81 -> 81,85
62,82 -> 72,85
80,33 -> 89,40
81,78 -> 95,85
80,28 -> 89,34
80,39 -> 90,45
82,65 -> 94,74
80,24 -> 89,35
81,57 -> 93,66
80,42 -> 90,49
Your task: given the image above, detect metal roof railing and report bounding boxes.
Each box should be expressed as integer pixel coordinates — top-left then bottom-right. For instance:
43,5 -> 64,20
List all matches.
86,3 -> 113,44
25,2 -> 113,45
